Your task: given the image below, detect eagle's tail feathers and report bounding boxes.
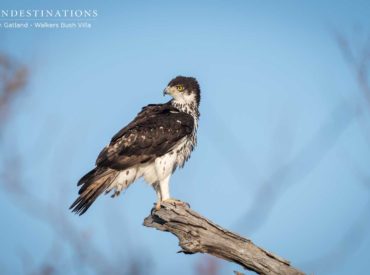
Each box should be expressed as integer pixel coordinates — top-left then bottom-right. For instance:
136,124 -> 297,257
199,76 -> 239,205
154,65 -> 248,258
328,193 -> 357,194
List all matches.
77,168 -> 98,186
70,168 -> 118,215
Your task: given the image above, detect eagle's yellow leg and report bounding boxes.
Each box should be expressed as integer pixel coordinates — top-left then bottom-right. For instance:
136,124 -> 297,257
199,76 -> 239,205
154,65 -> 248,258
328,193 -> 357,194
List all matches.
155,200 -> 161,210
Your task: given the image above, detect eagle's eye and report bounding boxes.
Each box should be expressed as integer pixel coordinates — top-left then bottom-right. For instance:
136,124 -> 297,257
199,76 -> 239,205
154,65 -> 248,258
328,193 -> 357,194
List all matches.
176,85 -> 184,92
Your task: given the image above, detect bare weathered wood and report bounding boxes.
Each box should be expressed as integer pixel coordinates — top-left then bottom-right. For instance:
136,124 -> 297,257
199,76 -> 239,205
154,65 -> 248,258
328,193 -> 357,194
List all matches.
143,201 -> 305,275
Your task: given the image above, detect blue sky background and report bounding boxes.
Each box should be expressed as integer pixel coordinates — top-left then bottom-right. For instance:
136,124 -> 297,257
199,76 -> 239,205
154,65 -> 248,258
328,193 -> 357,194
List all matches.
1,0 -> 370,274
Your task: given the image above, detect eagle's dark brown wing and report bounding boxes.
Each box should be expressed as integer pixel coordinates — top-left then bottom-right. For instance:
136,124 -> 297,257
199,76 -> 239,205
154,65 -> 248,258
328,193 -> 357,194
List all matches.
95,102 -> 194,170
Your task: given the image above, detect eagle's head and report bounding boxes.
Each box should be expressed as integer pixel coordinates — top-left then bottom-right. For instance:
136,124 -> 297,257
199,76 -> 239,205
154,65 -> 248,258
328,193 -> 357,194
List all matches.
164,76 -> 200,107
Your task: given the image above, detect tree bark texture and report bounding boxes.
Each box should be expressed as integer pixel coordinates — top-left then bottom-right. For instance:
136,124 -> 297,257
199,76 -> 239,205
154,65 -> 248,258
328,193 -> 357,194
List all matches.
143,201 -> 305,275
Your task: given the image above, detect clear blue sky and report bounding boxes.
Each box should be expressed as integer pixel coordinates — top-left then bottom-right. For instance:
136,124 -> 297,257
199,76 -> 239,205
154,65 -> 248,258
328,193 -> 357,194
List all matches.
1,1 -> 370,274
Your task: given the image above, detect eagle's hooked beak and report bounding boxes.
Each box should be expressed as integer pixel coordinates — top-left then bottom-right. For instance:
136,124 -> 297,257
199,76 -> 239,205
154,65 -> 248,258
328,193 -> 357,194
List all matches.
163,86 -> 170,96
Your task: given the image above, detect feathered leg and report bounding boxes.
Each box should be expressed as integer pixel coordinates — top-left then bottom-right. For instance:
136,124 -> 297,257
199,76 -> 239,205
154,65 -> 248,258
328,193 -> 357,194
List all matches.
153,181 -> 162,210
153,175 -> 171,210
159,175 -> 171,201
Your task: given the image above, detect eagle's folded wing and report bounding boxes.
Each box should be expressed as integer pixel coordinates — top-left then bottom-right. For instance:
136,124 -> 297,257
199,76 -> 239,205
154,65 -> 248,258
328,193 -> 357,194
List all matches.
95,104 -> 194,170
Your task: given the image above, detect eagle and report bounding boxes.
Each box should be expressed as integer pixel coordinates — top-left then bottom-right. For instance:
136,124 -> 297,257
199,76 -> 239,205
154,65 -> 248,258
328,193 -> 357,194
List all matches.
70,76 -> 200,215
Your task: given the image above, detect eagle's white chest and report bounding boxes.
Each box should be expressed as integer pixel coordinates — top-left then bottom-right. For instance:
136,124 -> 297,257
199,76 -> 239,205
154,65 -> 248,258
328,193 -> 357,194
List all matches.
140,135 -> 194,184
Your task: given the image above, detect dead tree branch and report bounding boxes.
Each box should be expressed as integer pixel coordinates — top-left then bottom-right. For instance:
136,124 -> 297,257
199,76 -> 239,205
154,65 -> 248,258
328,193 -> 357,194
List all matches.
144,201 -> 305,275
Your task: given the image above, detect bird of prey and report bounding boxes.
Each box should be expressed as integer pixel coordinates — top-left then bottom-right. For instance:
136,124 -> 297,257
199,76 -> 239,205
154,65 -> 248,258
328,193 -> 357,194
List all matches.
70,76 -> 200,215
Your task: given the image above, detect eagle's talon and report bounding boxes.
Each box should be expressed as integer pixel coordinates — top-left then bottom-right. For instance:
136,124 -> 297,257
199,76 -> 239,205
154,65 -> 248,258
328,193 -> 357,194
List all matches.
155,201 -> 161,211
163,198 -> 190,208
